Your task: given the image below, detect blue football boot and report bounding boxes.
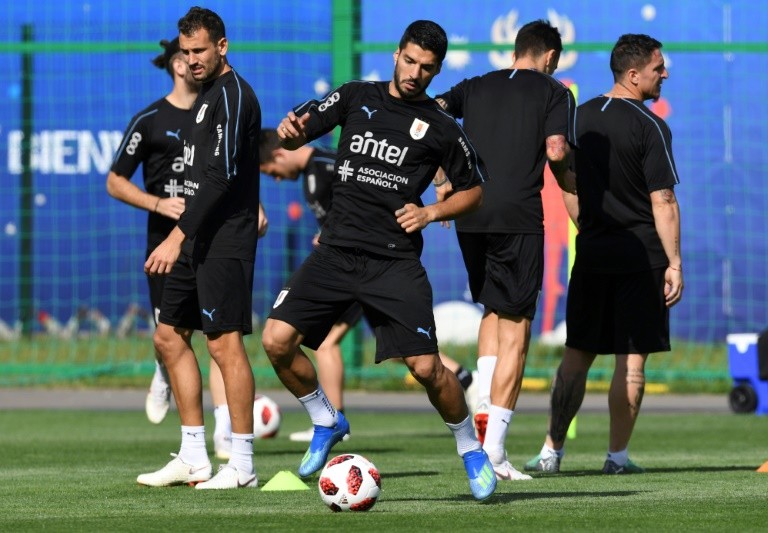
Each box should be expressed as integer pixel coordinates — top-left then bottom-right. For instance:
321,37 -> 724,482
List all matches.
463,448 -> 497,501
298,412 -> 351,478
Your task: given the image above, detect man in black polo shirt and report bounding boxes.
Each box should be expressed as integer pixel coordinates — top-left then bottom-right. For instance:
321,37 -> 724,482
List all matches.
261,20 -> 497,501
138,7 -> 262,490
436,19 -> 576,481
526,33 -> 683,475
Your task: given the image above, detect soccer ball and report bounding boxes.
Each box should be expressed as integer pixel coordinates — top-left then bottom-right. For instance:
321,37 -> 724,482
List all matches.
253,394 -> 281,438
318,454 -> 381,512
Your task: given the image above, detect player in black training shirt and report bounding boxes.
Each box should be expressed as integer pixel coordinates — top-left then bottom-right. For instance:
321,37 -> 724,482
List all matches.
259,129 -> 479,443
138,7 -> 262,490
436,20 -> 576,481
526,34 -> 683,475
261,20 -> 497,501
107,37 -> 246,462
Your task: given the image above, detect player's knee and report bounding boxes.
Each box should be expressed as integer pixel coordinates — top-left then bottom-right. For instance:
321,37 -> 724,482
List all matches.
406,356 -> 440,385
261,321 -> 295,363
260,332 -> 283,361
153,327 -> 178,364
205,337 -> 231,366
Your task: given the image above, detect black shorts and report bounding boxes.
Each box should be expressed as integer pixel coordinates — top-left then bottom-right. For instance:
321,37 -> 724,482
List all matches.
269,244 -> 438,361
565,267 -> 670,354
337,302 -> 364,328
457,232 -> 544,319
158,254 -> 254,335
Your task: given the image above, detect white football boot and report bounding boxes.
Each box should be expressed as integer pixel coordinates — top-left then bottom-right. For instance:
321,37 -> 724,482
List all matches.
195,464 -> 258,489
137,454 -> 212,487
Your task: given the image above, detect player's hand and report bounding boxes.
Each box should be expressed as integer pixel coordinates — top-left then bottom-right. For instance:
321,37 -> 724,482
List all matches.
664,266 -> 684,307
557,169 -> 578,194
396,203 -> 434,234
144,228 -> 185,276
155,197 -> 185,221
278,112 -> 311,150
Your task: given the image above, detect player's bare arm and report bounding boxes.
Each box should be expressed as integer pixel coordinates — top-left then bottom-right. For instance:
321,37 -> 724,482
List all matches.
432,168 -> 454,228
278,111 -> 311,151
562,190 -> 579,228
546,134 -> 576,194
433,167 -> 454,198
651,187 -> 683,307
144,226 -> 186,276
106,171 -> 185,220
257,201 -> 269,238
396,185 -> 482,234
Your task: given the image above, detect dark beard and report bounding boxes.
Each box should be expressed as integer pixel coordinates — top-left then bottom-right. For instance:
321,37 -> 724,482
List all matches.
392,69 -> 425,100
200,56 -> 224,84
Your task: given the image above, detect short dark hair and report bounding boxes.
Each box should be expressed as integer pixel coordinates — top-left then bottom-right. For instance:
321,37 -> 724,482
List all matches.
398,20 -> 448,63
610,34 -> 663,81
151,37 -> 180,78
514,19 -> 563,58
178,6 -> 226,44
259,129 -> 280,164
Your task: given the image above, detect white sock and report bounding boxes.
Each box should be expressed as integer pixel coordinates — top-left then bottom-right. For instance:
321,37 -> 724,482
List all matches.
179,425 -> 208,466
540,443 -> 564,459
607,448 -> 628,466
446,416 -> 481,457
483,404 -> 513,462
476,355 -> 497,405
298,388 -> 337,427
229,432 -> 254,474
213,404 -> 231,437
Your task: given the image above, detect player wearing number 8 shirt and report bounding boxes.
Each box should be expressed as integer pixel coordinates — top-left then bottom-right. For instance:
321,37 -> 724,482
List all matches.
107,37 -> 208,427
261,20 -> 497,501
109,38 -> 191,307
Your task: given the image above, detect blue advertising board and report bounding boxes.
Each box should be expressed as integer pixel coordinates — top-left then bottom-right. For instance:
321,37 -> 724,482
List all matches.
1,1 -> 766,342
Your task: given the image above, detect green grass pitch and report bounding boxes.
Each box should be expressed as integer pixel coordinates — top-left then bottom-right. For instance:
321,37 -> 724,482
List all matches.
0,407 -> 765,531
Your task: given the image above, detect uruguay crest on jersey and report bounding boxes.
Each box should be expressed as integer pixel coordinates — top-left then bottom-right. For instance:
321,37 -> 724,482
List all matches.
409,118 -> 429,140
196,103 -> 209,124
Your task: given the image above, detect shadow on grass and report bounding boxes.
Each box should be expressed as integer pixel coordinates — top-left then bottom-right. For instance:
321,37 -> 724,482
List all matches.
385,490 -> 644,504
640,465 -> 758,474
477,490 -> 644,504
383,470 -> 441,479
536,465 -> 758,477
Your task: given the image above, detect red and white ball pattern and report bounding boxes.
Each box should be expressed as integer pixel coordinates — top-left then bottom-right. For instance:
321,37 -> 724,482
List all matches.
318,454 -> 381,512
252,394 -> 281,438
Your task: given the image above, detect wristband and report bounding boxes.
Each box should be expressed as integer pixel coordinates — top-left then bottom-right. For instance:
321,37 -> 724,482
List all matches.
433,178 -> 448,187
154,198 -> 161,213
669,265 -> 682,272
